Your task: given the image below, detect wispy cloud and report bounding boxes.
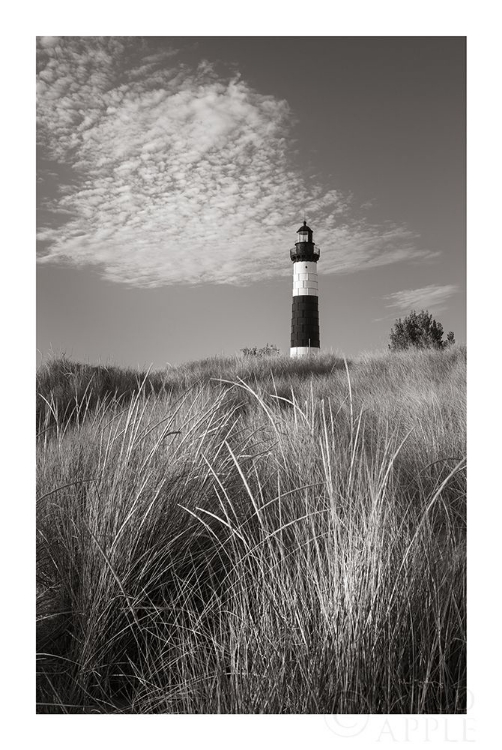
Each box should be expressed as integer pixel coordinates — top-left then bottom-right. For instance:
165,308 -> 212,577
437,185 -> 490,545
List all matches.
384,284 -> 459,313
37,37 -> 434,288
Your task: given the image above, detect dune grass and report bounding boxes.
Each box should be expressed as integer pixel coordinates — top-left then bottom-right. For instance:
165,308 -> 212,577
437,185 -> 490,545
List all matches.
36,346 -> 466,713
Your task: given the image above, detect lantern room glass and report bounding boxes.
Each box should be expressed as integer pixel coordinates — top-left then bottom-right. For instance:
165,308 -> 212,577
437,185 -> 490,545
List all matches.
297,231 -> 309,243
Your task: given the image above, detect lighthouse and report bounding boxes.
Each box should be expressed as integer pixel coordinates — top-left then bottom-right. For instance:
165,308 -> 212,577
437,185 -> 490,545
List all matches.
290,220 -> 321,357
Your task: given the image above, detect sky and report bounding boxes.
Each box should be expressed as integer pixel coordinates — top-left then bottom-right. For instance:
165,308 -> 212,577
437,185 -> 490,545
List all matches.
36,36 -> 466,367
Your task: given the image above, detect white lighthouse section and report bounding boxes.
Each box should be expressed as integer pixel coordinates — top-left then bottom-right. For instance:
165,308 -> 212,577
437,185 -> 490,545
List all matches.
292,261 -> 319,297
290,347 -> 315,356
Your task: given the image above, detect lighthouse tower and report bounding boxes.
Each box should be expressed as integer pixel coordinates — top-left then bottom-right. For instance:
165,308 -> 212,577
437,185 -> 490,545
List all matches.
290,220 -> 321,357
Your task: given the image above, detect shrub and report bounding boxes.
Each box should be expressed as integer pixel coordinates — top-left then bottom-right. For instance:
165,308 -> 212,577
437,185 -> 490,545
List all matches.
241,343 -> 280,357
389,310 -> 455,351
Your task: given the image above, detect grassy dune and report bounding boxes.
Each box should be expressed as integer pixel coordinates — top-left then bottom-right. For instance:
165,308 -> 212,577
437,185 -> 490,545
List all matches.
36,347 -> 466,714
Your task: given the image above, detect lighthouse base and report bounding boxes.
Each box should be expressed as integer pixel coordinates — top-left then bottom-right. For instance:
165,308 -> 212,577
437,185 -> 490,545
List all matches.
290,346 -> 320,358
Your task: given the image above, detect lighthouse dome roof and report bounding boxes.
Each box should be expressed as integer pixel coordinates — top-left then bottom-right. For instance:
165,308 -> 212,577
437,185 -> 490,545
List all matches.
297,220 -> 313,233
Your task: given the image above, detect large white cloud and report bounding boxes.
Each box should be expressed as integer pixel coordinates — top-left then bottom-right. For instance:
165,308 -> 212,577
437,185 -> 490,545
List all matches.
37,37 -> 432,287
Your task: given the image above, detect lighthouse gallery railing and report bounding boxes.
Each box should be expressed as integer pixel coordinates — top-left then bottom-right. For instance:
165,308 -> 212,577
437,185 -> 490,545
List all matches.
290,246 -> 321,262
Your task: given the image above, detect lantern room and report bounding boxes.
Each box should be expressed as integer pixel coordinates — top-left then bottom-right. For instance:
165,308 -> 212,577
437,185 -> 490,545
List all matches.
290,220 -> 320,262
296,220 -> 313,244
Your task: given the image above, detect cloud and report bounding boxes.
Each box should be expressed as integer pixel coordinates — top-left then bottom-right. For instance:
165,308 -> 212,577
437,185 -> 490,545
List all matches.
384,284 -> 459,313
37,37 -> 433,288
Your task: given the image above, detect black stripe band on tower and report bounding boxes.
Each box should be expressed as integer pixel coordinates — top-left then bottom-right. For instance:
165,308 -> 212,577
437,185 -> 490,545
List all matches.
291,296 -> 320,347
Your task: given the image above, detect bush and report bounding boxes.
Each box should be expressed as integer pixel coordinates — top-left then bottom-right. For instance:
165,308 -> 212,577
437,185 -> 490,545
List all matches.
241,343 -> 280,357
389,310 -> 455,351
